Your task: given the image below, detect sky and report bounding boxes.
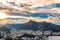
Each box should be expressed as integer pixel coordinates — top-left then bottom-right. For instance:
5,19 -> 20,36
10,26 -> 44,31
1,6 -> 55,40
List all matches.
0,0 -> 60,25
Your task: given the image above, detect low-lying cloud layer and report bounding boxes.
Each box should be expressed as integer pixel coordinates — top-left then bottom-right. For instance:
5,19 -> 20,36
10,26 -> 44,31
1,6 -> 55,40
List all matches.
6,13 -> 60,25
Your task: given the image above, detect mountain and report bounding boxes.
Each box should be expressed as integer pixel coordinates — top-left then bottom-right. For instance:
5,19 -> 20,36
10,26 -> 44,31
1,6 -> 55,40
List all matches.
0,26 -> 10,31
18,20 -> 60,32
5,20 -> 60,32
6,24 -> 22,30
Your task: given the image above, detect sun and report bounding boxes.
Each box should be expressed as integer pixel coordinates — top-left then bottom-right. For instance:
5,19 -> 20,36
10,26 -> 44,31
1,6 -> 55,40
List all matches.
0,12 -> 8,20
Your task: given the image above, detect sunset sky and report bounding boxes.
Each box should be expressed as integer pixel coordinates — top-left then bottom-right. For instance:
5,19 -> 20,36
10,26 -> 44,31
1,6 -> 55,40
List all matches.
0,0 -> 60,25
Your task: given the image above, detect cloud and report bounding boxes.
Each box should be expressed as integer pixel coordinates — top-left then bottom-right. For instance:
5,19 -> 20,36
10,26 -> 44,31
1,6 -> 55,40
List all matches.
53,3 -> 60,8
0,0 -> 60,13
0,0 -> 60,25
27,16 -> 58,22
29,8 -> 60,13
6,15 -> 59,24
0,12 -> 59,25
0,0 -> 60,8
0,19 -> 8,24
7,18 -> 28,24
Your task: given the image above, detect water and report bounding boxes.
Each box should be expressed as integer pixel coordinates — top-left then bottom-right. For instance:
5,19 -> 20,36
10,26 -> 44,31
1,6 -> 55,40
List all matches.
48,36 -> 60,40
